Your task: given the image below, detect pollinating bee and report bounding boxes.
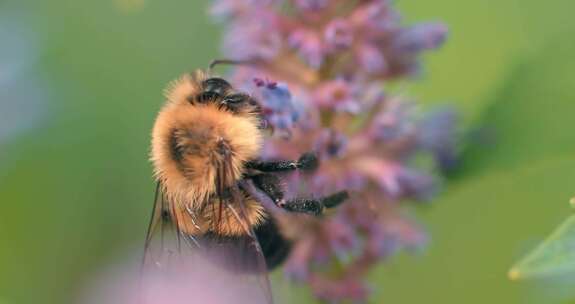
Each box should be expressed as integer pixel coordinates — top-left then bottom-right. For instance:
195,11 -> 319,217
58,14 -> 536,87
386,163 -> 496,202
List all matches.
143,65 -> 349,303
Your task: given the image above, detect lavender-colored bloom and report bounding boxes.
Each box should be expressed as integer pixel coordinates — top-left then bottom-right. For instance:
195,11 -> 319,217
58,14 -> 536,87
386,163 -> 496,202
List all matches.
396,168 -> 438,201
324,19 -> 354,50
222,14 -> 282,60
314,129 -> 348,159
288,28 -> 325,68
254,79 -> 303,133
355,43 -> 388,74
394,22 -> 449,53
313,79 -> 360,113
294,0 -> 329,11
212,0 -> 456,301
417,106 -> 459,172
369,99 -> 417,142
349,1 -> 400,34
211,0 -> 278,18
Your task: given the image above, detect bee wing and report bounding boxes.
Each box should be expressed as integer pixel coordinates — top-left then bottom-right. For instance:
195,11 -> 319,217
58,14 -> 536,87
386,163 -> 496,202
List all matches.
210,185 -> 274,303
141,183 -> 274,303
141,182 -> 201,272
205,151 -> 274,303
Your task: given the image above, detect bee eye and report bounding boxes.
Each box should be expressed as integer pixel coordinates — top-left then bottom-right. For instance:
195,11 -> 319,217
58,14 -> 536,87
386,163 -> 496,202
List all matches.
196,91 -> 220,103
223,93 -> 247,104
194,78 -> 233,104
203,78 -> 231,95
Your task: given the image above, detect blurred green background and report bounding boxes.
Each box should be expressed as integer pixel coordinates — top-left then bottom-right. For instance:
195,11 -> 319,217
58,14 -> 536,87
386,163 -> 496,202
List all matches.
1,0 -> 574,303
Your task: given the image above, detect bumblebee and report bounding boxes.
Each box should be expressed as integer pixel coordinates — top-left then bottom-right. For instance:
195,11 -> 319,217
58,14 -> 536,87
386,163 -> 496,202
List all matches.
143,69 -> 348,302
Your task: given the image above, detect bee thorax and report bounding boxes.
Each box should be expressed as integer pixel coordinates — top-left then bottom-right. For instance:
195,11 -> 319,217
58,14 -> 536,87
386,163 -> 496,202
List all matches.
169,125 -> 239,183
151,78 -> 263,213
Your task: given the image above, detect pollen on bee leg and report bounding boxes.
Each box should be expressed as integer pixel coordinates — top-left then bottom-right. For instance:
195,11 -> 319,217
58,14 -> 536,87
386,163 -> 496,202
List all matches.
296,152 -> 319,171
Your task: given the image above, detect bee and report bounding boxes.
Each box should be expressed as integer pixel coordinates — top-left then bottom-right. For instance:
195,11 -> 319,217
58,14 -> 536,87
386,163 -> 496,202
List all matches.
142,66 -> 348,303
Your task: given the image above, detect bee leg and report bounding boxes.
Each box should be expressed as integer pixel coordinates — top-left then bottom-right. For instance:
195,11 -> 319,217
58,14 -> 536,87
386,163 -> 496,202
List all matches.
281,198 -> 323,216
248,171 -> 349,216
282,191 -> 349,216
319,190 -> 349,209
251,173 -> 285,205
238,178 -> 293,270
245,152 -> 319,173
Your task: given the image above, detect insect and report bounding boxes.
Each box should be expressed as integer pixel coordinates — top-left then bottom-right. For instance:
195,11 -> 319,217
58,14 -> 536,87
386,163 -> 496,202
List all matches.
142,67 -> 348,303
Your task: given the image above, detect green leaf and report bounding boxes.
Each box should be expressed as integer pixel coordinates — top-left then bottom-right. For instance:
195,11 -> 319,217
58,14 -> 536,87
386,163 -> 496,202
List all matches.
509,213 -> 575,280
449,37 -> 575,181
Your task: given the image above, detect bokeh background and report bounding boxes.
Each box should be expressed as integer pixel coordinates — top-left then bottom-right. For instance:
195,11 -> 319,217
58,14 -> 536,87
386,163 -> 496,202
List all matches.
1,0 -> 575,303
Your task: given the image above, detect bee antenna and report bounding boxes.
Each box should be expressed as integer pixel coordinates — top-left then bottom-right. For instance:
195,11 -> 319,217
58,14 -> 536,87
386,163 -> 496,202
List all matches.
208,59 -> 254,72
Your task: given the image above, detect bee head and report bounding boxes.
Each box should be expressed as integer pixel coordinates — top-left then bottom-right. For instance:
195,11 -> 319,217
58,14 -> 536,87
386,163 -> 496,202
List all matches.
187,77 -> 262,119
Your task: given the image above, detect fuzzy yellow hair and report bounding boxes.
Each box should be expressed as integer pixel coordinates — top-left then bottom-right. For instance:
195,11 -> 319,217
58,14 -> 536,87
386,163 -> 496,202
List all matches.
150,72 -> 265,236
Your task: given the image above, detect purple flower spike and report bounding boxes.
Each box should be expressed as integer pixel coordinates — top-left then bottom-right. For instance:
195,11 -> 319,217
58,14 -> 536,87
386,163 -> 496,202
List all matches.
212,0 -> 456,301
